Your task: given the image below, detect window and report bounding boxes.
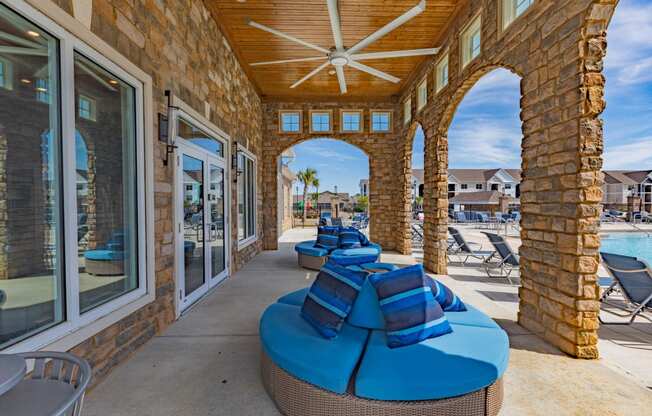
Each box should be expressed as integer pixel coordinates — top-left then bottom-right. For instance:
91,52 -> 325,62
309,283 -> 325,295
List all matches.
0,57 -> 13,90
461,15 -> 482,69
461,184 -> 468,190
310,111 -> 332,133
404,99 -> 411,125
505,184 -> 512,189
237,149 -> 256,246
177,117 -> 223,157
341,110 -> 362,132
491,184 -> 499,191
417,78 -> 428,111
36,78 -> 50,103
502,0 -> 534,30
371,111 -> 391,132
0,2 -> 149,352
78,94 -> 96,121
476,184 -> 483,190
435,54 -> 449,93
280,111 -> 301,133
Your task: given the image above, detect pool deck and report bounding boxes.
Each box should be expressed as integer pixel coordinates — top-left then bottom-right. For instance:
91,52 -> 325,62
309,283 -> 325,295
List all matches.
83,227 -> 652,415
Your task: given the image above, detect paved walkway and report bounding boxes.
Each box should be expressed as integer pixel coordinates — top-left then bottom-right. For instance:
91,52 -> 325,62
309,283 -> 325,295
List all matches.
84,228 -> 652,415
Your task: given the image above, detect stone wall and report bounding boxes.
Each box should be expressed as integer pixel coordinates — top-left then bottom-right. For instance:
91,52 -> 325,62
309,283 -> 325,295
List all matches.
261,101 -> 404,252
394,0 -> 618,358
37,0 -> 264,386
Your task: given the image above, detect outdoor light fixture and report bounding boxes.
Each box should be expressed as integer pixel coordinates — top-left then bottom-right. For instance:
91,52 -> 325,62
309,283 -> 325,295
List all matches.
232,143 -> 243,183
26,30 -> 39,37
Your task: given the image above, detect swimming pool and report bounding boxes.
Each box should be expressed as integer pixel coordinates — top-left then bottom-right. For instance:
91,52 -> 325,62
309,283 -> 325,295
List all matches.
600,233 -> 652,264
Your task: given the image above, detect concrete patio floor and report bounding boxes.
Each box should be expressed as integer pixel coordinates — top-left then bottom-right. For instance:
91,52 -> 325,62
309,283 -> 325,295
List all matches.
84,227 -> 652,416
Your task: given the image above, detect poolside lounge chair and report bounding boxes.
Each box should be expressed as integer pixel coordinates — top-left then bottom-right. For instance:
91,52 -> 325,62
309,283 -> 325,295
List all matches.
453,211 -> 468,223
599,252 -> 652,325
481,232 -> 519,284
447,227 -> 495,265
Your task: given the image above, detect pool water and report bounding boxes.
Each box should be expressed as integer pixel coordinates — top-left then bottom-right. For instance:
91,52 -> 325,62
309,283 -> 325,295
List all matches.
600,233 -> 652,264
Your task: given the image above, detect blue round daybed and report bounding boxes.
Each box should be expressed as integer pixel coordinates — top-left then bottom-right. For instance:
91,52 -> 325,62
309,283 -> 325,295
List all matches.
260,272 -> 508,416
294,240 -> 382,270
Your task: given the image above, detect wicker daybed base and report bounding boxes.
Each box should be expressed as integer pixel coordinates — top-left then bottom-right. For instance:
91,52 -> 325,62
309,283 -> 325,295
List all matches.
297,252 -> 328,270
261,350 -> 504,416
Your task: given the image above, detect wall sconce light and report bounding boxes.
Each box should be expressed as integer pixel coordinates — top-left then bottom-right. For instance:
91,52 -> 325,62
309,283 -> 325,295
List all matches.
232,142 -> 243,183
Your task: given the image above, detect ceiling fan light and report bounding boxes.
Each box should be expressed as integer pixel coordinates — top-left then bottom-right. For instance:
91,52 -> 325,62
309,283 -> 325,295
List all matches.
330,56 -> 348,66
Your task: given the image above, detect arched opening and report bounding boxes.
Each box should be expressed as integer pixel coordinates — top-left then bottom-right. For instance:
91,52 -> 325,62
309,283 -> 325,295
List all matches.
408,124 -> 425,261
276,138 -> 370,241
597,0 -> 652,384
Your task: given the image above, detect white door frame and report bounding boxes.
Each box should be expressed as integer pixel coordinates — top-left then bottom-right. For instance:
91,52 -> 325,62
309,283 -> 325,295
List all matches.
171,107 -> 231,316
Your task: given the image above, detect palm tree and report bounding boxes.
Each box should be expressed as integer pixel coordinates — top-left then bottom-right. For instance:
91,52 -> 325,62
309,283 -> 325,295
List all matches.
313,178 -> 320,218
297,168 -> 318,227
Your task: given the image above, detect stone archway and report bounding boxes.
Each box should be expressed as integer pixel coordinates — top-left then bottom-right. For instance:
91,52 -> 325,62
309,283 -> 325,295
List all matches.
392,0 -> 618,358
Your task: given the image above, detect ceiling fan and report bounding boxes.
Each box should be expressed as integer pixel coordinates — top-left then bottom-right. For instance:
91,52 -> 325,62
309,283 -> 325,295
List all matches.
247,0 -> 438,94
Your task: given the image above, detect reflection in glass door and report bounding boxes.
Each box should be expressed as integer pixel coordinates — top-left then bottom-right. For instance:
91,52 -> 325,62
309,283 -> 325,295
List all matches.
209,164 -> 226,280
182,154 -> 205,298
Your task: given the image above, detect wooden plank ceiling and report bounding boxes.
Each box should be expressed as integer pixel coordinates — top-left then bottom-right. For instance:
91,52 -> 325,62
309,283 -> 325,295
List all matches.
207,1 -> 461,101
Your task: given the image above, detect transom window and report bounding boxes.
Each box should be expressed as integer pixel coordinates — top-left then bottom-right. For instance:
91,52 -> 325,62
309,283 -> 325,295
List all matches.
462,15 -> 482,68
404,99 -> 412,125
371,111 -> 391,132
78,94 -> 96,121
310,111 -> 332,133
0,2 -> 148,351
177,116 -> 224,157
502,0 -> 534,30
237,148 -> 257,246
341,110 -> 362,132
435,54 -> 449,93
280,111 -> 301,133
417,79 -> 427,111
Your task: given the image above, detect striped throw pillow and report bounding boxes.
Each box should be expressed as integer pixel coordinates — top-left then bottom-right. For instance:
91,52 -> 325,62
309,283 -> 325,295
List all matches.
427,278 -> 467,312
369,264 -> 452,348
301,260 -> 367,338
315,226 -> 340,250
338,227 -> 363,249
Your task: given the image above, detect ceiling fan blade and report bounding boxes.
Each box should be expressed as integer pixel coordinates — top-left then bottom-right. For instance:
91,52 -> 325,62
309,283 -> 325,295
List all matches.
348,61 -> 400,83
250,56 -> 327,66
290,62 -> 330,89
352,48 -> 439,60
335,66 -> 347,94
327,0 -> 344,51
347,0 -> 426,55
248,20 -> 330,54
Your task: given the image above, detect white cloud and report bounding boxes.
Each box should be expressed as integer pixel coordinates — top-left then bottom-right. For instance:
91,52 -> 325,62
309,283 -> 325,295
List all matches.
603,136 -> 652,169
448,119 -> 521,168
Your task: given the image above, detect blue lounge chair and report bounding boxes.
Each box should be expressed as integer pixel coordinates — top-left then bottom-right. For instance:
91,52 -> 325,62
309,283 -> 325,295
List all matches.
481,232 -> 519,284
453,211 -> 468,223
599,252 -> 652,325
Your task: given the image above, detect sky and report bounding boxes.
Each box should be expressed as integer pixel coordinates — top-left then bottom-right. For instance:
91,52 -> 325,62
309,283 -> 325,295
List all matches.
289,0 -> 651,194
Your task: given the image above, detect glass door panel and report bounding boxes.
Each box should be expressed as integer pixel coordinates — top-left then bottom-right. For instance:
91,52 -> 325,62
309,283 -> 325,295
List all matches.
208,163 -> 226,280
182,154 -> 205,297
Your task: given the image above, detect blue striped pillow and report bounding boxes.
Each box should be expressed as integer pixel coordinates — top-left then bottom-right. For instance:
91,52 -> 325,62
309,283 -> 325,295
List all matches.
301,260 -> 367,338
427,278 -> 467,312
338,227 -> 363,249
315,226 -> 340,250
369,264 -> 452,348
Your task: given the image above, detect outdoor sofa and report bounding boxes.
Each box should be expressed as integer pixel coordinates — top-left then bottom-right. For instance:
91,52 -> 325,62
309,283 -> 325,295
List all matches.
294,227 -> 381,270
260,263 -> 509,416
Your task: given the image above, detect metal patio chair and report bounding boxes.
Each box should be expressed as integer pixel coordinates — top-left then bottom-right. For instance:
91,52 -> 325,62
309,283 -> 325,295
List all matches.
481,232 -> 520,284
447,227 -> 495,265
599,252 -> 652,325
0,351 -> 92,416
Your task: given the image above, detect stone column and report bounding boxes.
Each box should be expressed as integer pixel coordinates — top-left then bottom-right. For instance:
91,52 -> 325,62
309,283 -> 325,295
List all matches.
422,131 -> 448,275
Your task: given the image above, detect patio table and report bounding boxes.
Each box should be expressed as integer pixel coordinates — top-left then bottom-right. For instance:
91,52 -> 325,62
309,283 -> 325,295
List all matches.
0,354 -> 26,396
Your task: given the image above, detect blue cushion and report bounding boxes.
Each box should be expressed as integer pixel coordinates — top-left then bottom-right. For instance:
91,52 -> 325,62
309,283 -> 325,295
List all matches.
329,246 -> 381,266
301,261 -> 367,338
84,250 -> 125,261
294,240 -> 329,257
369,264 -> 452,348
355,325 -> 510,400
346,278 -> 385,330
338,227 -> 363,249
445,304 -> 500,330
315,226 -> 340,250
260,303 -> 369,394
277,287 -> 309,306
426,277 -> 467,312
